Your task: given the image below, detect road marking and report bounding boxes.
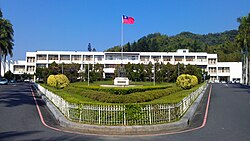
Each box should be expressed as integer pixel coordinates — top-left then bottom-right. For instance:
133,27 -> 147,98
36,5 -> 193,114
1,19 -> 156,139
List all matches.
30,84 -> 213,137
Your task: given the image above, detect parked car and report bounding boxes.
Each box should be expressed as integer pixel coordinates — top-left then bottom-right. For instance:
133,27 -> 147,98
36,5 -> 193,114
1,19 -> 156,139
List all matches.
9,79 -> 17,83
0,78 -> 8,85
24,79 -> 31,83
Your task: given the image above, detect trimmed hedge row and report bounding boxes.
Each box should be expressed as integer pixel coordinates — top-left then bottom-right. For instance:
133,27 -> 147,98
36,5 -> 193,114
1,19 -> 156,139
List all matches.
80,87 -> 182,103
73,85 -> 171,95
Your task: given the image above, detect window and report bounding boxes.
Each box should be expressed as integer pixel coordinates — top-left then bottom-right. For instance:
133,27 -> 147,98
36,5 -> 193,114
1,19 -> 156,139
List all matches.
163,56 -> 172,61
27,57 -> 35,63
208,67 -> 216,73
174,56 -> 184,62
106,55 -> 113,60
186,56 -> 195,62
140,56 -> 150,61
37,64 -> 46,68
208,58 -> 216,64
152,56 -> 161,61
14,65 -> 25,72
72,55 -> 81,61
218,67 -> 230,73
37,55 -> 47,60
85,55 -> 92,61
60,55 -> 70,60
95,55 -> 103,61
48,55 -> 58,60
197,56 -> 207,62
27,66 -> 35,72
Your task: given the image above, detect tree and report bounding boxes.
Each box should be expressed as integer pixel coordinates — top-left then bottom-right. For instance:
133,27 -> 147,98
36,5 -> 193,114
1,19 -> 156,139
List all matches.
4,70 -> 13,81
63,63 -> 80,82
92,48 -> 96,52
236,13 -> 250,84
88,43 -> 92,52
0,9 -> 14,76
145,62 -> 153,82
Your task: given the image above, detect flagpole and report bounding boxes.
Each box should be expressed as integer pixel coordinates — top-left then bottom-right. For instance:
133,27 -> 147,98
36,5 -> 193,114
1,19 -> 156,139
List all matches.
121,15 -> 124,63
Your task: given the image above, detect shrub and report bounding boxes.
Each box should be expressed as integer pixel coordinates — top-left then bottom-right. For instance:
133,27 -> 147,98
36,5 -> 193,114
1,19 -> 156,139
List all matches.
176,74 -> 198,89
55,74 -> 70,89
191,75 -> 198,86
47,75 -> 57,88
79,87 -> 181,103
73,85 -> 171,95
47,74 -> 70,89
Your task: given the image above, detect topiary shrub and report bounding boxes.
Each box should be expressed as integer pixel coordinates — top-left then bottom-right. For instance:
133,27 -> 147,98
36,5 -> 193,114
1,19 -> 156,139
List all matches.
47,75 -> 57,88
191,75 -> 198,87
55,74 -> 70,89
176,74 -> 198,89
47,74 -> 70,89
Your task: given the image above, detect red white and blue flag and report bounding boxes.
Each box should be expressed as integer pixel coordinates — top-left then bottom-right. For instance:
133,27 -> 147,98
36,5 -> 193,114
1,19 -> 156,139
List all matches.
122,15 -> 135,24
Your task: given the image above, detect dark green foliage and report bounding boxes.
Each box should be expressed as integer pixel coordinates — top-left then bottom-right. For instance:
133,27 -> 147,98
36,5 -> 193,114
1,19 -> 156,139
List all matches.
83,63 -> 104,82
0,9 -> 14,76
36,62 -> 81,83
74,85 -> 171,95
106,30 -> 241,62
114,62 -> 205,83
125,104 -> 144,121
4,70 -> 14,81
79,87 -> 181,103
88,43 -> 92,52
62,63 -> 80,82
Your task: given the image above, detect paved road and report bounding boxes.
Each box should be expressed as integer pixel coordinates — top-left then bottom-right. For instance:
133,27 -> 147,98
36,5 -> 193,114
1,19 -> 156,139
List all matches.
0,83 -> 250,140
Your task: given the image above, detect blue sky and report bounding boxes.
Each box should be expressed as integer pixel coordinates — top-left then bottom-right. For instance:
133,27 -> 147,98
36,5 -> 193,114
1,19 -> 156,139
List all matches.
1,0 -> 250,60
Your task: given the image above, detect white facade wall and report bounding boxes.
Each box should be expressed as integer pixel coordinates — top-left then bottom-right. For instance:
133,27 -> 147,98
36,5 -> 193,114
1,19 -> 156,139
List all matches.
2,49 -> 242,83
217,62 -> 242,82
1,60 -> 15,76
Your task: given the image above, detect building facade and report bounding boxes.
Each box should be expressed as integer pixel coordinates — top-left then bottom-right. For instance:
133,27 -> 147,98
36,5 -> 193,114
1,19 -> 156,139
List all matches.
1,49 -> 242,83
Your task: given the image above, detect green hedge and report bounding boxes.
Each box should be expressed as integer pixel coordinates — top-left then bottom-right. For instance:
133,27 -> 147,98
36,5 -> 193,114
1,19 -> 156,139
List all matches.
80,87 -> 181,103
73,85 -> 171,95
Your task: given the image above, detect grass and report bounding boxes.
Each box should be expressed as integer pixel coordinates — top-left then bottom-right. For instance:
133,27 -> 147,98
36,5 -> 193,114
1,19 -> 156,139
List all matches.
71,80 -> 174,87
145,83 -> 205,104
40,81 -> 205,105
40,84 -> 102,104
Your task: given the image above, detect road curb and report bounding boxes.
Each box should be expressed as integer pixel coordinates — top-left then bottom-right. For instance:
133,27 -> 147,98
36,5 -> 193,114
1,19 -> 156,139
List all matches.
34,84 -> 208,135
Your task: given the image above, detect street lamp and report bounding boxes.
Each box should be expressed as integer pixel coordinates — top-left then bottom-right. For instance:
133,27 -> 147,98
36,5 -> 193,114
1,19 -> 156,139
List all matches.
153,62 -> 155,86
88,62 -> 89,86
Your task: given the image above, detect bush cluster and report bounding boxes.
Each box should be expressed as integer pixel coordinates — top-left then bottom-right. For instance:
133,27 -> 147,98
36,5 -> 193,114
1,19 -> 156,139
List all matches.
80,87 -> 181,103
74,85 -> 171,95
176,74 -> 198,89
47,74 -> 70,89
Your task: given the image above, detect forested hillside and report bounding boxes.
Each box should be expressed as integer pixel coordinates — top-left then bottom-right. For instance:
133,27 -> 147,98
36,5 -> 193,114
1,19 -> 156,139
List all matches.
106,30 -> 241,62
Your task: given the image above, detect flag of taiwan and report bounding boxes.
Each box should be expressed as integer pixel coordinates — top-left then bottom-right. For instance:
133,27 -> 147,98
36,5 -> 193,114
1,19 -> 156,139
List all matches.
122,15 -> 135,24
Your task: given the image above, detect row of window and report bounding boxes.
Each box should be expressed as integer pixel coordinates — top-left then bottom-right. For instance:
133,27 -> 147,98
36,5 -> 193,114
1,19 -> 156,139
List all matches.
30,54 -> 215,62
208,67 -> 230,73
35,55 -> 103,61
14,66 -> 35,72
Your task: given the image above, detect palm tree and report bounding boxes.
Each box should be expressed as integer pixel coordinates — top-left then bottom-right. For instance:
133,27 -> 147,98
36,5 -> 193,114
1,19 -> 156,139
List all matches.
0,9 -> 14,77
236,13 -> 250,84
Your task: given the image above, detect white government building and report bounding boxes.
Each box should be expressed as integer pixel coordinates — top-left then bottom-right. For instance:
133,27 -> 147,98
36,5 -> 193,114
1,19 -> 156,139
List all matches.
1,49 -> 242,83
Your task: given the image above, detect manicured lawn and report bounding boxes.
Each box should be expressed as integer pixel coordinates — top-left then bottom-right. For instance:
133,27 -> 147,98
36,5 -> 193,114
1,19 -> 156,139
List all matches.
39,81 -> 205,105
71,80 -> 174,86
144,83 -> 205,104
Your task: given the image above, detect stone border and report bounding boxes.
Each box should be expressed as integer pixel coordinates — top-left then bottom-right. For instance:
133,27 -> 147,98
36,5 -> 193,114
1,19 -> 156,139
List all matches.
34,84 -> 208,135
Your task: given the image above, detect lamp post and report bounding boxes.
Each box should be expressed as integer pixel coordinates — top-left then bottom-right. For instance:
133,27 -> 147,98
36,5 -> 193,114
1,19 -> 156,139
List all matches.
88,62 -> 89,86
62,63 -> 64,74
153,62 -> 155,86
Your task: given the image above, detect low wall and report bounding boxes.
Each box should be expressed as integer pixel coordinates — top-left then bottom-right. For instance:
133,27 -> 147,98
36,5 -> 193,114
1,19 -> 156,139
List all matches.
33,83 -> 208,134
